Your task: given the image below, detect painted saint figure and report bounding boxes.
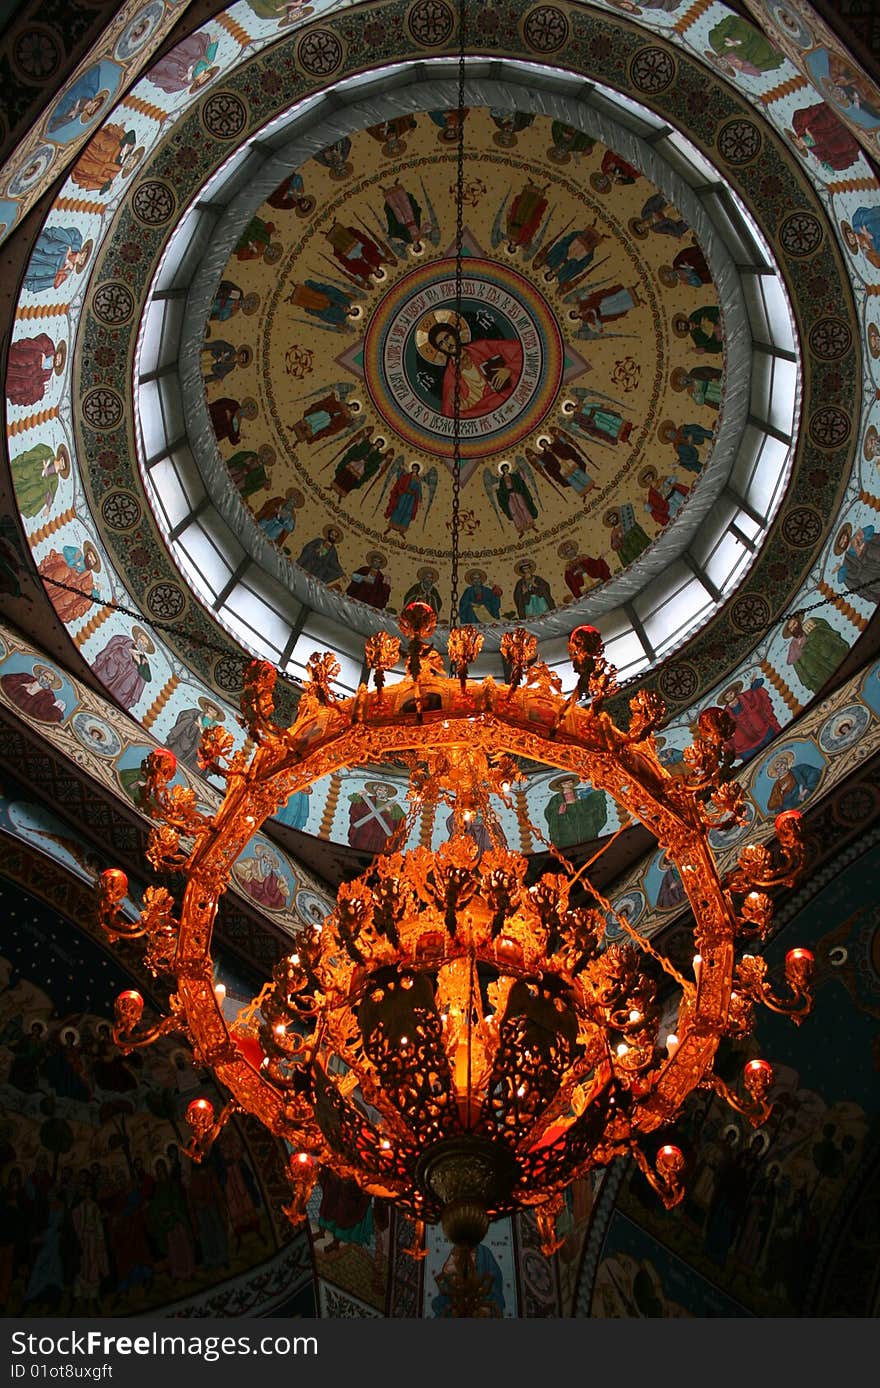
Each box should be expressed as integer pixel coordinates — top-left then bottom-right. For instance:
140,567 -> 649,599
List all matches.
544,775 -> 608,849
347,781 -> 404,852
0,664 -> 66,724
234,216 -> 280,263
423,319 -> 523,419
256,487 -> 303,547
346,552 -> 391,609
209,396 -> 257,445
659,245 -> 711,289
164,697 -> 225,770
783,614 -> 849,693
71,124 -> 142,193
706,16 -> 784,77
290,393 -> 355,444
384,463 -> 423,535
209,280 -> 258,323
459,570 -> 502,625
658,420 -> 714,473
496,461 -> 538,535
670,365 -> 723,412
766,751 -> 821,813
10,442 -> 70,517
46,66 -> 111,133
718,678 -> 780,762
24,227 -> 92,294
201,341 -> 250,383
92,626 -> 155,710
631,193 -> 688,238
402,566 -> 442,615
837,524 -> 880,603
787,102 -> 860,172
604,505 -> 651,567
38,541 -> 101,623
558,539 -> 611,598
146,33 -> 219,95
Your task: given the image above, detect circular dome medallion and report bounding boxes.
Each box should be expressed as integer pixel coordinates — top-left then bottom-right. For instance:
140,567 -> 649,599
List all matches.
364,256 -> 563,458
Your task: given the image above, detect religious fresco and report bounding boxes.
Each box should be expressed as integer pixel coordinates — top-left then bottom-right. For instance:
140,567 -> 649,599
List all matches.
591,1211 -> 749,1316
3,0 -> 880,870
205,109 -> 724,619
744,0 -> 880,162
590,838 -> 880,1316
0,0 -> 358,247
0,622 -> 335,941
0,875 -> 305,1317
5,0 -> 873,781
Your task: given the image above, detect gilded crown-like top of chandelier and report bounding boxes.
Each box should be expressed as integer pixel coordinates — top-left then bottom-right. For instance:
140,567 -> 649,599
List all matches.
97,605 -> 814,1266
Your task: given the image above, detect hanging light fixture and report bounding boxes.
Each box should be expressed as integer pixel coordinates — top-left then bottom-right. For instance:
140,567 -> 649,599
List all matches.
96,0 -> 816,1287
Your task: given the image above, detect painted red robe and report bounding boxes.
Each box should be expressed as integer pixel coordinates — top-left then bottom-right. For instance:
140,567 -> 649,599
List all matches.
440,337 -> 523,419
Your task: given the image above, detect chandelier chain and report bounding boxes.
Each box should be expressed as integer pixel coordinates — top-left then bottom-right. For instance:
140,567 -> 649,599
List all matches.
449,0 -> 467,625
528,817 -> 691,989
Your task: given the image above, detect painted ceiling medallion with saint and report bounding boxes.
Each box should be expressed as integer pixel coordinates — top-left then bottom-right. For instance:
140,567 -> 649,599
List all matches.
203,109 -> 725,623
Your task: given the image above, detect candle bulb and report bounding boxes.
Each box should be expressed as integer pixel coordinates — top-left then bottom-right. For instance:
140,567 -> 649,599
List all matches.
214,982 -> 226,1003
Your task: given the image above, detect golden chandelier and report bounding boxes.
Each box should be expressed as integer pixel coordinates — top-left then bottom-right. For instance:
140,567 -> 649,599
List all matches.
97,605 -> 814,1262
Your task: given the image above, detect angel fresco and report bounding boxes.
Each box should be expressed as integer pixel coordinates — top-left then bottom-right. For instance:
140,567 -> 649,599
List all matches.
567,389 -> 633,447
569,283 -> 642,337
285,279 -> 360,331
513,560 -> 555,618
312,138 -> 352,180
484,459 -> 539,536
544,428 -> 596,494
377,460 -> 438,536
382,181 -> 439,251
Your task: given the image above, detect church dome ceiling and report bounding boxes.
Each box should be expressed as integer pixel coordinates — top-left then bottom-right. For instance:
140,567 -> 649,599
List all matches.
5,0 -> 879,854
